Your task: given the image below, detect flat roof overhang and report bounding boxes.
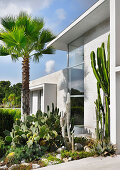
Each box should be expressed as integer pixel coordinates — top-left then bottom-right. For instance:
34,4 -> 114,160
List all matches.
47,0 -> 110,51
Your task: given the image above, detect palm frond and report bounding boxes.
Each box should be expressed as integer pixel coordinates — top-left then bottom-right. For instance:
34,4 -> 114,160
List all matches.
40,29 -> 56,44
31,30 -> 55,55
0,45 -> 9,56
42,47 -> 55,54
11,54 -> 19,62
32,47 -> 55,63
16,12 -> 44,42
0,11 -> 55,61
32,52 -> 43,62
1,16 -> 16,31
0,27 -> 26,52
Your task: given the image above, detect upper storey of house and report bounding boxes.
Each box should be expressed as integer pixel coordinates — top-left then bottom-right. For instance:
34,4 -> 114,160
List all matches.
47,0 -> 110,51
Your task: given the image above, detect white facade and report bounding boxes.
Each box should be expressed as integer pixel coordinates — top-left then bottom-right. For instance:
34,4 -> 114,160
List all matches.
30,69 -> 67,113
30,83 -> 57,114
84,20 -> 110,137
29,0 -> 120,152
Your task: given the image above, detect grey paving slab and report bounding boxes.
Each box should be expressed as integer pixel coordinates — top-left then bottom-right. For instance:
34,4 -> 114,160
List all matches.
34,156 -> 120,170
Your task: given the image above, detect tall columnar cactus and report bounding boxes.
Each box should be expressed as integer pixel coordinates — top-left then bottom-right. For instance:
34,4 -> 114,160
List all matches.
60,92 -> 71,143
95,82 -> 104,141
90,35 -> 110,141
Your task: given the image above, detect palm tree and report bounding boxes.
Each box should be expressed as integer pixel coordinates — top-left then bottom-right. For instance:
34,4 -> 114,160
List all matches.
0,12 -> 55,115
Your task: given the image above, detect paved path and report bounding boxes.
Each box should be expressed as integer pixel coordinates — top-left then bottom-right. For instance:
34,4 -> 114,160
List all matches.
35,155 -> 120,170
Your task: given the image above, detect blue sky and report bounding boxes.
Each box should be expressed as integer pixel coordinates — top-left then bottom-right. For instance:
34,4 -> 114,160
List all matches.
0,0 -> 98,84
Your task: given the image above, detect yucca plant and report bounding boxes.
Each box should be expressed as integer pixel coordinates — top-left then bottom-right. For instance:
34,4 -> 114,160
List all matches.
90,35 -> 110,141
0,12 -> 55,115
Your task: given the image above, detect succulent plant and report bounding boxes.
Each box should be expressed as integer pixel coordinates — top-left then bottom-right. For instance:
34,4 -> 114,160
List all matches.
4,103 -> 63,150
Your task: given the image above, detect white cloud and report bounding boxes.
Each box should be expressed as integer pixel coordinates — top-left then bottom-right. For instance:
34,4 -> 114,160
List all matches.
56,8 -> 66,20
0,0 -> 53,18
0,3 -> 31,18
45,60 -> 55,73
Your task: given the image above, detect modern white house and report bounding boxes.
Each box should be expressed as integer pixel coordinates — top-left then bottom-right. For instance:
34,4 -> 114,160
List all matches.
29,0 -> 120,152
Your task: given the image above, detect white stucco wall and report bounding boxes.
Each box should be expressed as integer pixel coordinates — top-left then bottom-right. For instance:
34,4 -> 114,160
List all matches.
30,69 -> 68,113
32,91 -> 39,114
110,0 -> 120,153
84,19 -> 110,137
44,84 -> 57,112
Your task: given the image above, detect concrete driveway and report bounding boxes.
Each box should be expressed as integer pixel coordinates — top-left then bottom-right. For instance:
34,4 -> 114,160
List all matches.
35,156 -> 120,170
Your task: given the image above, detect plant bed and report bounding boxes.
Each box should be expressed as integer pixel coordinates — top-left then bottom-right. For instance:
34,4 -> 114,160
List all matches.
0,105 -> 116,169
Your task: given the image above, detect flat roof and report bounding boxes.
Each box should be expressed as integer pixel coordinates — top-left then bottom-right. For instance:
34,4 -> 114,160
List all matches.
30,83 -> 57,91
47,0 -> 110,51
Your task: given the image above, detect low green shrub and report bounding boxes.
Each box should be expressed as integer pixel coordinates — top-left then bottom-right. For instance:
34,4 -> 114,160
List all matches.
0,137 -> 5,158
43,153 -> 63,164
5,143 -> 42,164
8,164 -> 32,170
0,109 -> 21,137
74,137 -> 95,149
61,150 -> 95,160
74,137 -> 89,146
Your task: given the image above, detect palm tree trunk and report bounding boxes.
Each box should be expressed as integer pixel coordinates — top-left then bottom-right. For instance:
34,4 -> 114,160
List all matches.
22,55 -> 30,115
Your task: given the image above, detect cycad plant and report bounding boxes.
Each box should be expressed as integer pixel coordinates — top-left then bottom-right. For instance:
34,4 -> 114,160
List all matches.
0,12 -> 55,115
90,35 -> 110,141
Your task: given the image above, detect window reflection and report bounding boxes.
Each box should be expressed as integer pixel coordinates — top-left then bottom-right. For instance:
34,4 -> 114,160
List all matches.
69,45 -> 84,67
69,64 -> 84,95
71,97 -> 84,125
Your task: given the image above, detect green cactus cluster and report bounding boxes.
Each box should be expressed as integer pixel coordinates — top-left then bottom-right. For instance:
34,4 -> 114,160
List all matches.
4,103 -> 63,151
90,35 -> 110,141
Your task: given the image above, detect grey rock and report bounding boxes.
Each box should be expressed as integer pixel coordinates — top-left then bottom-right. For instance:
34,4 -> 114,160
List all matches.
61,146 -> 66,149
56,146 -> 66,153
9,164 -> 19,170
56,154 -> 61,160
21,163 -> 30,166
21,159 -> 25,163
68,157 -> 72,161
84,146 -> 91,152
75,143 -> 83,151
56,148 -> 63,153
63,158 -> 68,163
32,164 -> 40,169
0,165 -> 7,169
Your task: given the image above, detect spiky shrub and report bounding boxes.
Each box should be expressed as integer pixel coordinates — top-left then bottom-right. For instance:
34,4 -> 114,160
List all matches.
91,140 -> 115,156
90,35 -> 110,141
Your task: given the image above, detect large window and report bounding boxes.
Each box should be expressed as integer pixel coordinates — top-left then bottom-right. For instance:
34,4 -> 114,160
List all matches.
71,97 -> 84,125
68,38 -> 84,125
69,64 -> 84,95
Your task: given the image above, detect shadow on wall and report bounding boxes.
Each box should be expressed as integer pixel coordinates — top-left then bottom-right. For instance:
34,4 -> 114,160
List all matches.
84,19 -> 110,102
84,67 -> 89,101
84,19 -> 110,45
58,69 -> 68,110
